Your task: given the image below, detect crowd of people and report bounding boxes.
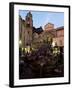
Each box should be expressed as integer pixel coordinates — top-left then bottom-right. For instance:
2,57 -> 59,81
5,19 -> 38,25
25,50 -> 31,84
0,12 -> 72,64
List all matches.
19,43 -> 64,79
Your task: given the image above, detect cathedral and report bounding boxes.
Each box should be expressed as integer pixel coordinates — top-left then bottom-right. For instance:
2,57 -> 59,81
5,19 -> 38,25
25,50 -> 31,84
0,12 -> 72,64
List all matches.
19,11 -> 44,50
19,11 -> 64,51
19,11 -> 64,79
19,12 -> 33,48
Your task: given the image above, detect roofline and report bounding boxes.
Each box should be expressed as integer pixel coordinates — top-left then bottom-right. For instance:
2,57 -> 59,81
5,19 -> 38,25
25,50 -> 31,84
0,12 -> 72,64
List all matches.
56,26 -> 64,31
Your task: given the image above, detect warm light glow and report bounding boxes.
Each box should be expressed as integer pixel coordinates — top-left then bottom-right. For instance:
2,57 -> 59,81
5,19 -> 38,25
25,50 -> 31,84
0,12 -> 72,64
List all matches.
27,46 -> 30,53
19,40 -> 22,45
25,46 -> 31,53
57,48 -> 60,54
52,41 -> 55,47
32,48 -> 34,50
25,48 -> 27,53
53,47 -> 60,54
22,48 -> 24,51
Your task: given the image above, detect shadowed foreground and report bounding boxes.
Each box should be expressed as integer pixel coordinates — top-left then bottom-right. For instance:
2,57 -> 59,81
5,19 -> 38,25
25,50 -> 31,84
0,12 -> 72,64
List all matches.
19,44 -> 64,79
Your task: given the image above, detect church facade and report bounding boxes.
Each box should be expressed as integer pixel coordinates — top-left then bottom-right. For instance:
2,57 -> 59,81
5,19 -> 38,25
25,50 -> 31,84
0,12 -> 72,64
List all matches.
19,12 -> 33,48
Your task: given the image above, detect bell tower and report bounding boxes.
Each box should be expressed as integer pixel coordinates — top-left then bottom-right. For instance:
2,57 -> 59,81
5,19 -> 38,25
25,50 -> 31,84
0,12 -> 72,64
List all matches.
25,11 -> 33,27
24,11 -> 33,47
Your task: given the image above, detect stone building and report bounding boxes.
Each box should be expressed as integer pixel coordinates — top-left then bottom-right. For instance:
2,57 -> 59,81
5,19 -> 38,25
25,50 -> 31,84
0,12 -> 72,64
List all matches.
19,12 -> 43,50
53,26 -> 64,47
44,23 -> 64,47
19,12 -> 33,48
44,23 -> 54,31
19,11 -> 64,50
